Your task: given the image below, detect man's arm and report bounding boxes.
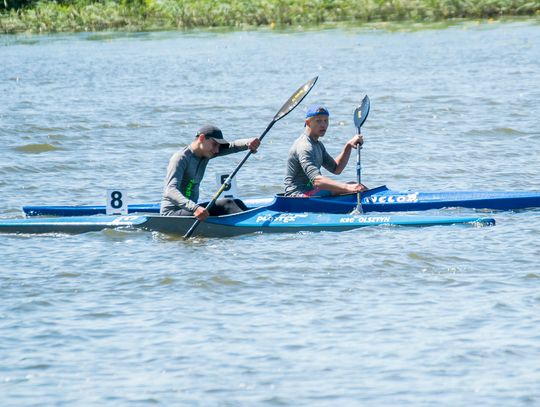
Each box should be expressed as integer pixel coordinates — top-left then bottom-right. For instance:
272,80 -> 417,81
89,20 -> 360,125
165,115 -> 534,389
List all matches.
163,152 -> 200,213
313,175 -> 367,195
333,134 -> 363,175
218,138 -> 260,156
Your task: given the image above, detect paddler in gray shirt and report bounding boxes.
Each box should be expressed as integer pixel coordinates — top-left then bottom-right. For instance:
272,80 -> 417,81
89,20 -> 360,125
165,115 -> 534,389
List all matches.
284,105 -> 367,197
161,124 -> 260,220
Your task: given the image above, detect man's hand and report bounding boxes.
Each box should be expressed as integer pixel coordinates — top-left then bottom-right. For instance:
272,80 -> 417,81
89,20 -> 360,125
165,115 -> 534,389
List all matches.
247,138 -> 261,153
194,206 -> 210,221
347,183 -> 368,193
347,134 -> 364,149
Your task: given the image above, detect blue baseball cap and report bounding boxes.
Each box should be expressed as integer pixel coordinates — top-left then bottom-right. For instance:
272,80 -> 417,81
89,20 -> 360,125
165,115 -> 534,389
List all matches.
305,105 -> 330,119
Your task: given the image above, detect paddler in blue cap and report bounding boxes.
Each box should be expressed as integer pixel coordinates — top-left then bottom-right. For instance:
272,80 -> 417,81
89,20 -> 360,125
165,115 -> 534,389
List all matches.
161,124 -> 260,220
284,105 -> 367,197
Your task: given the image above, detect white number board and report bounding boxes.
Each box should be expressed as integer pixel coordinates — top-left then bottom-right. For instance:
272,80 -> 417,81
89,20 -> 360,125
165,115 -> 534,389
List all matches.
215,173 -> 238,198
106,189 -> 128,215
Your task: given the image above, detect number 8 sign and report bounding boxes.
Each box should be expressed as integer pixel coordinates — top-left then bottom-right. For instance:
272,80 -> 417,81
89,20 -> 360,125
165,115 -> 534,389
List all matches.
106,189 -> 128,215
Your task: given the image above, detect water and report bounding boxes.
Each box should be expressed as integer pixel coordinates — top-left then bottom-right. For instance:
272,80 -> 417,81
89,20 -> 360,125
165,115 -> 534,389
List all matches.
1,20 -> 540,406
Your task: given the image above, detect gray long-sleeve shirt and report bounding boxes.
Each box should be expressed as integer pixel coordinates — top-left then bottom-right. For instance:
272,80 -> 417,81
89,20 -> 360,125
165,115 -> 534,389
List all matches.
160,140 -> 249,215
284,133 -> 337,196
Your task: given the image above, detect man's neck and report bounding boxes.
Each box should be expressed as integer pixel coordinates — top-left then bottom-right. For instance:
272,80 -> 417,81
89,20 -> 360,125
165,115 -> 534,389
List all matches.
306,129 -> 319,142
190,141 -> 204,157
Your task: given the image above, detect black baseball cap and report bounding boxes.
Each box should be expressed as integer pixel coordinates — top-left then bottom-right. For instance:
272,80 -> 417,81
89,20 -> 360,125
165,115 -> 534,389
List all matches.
196,124 -> 229,145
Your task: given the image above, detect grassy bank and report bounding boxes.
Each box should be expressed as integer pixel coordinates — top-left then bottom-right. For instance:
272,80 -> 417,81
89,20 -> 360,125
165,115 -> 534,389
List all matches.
1,0 -> 539,34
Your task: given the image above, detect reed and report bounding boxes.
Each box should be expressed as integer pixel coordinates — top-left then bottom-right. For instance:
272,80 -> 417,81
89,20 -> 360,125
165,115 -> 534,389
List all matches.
1,0 -> 538,34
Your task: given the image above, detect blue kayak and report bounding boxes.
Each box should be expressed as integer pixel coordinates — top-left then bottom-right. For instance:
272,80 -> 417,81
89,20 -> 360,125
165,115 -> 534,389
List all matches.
22,185 -> 540,217
2,198 -> 495,237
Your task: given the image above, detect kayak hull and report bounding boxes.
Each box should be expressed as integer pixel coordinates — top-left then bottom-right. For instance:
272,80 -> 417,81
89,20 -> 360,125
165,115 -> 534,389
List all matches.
1,205 -> 495,236
142,211 -> 495,238
22,186 -> 540,217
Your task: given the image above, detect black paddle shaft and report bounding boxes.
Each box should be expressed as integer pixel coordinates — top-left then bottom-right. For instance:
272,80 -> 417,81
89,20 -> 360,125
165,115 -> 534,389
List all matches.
183,76 -> 318,239
352,95 -> 371,214
353,95 -> 370,184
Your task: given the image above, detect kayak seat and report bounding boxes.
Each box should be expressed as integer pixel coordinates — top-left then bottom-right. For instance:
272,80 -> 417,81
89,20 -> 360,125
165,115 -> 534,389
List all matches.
200,198 -> 248,216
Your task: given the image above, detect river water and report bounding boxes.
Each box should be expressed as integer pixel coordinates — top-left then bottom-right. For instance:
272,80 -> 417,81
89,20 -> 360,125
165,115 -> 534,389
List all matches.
1,20 -> 540,406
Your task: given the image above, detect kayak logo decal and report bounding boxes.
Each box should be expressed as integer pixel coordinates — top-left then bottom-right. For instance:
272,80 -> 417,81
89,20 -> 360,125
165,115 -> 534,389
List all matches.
111,216 -> 140,224
340,216 -> 391,223
256,213 -> 309,224
366,192 -> 419,204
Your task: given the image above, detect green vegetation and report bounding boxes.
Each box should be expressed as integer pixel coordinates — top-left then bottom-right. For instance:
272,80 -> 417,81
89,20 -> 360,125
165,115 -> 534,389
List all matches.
1,0 -> 539,33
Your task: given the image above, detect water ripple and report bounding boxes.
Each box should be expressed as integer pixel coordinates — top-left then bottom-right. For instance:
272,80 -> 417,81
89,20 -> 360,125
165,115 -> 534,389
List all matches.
1,22 -> 539,406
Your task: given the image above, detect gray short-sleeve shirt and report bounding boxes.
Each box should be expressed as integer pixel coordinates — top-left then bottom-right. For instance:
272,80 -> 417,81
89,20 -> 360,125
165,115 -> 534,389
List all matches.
284,133 -> 337,196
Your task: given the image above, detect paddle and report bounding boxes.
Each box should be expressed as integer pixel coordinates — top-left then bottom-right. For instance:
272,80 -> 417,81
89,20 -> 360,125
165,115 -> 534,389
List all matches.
351,95 -> 370,214
183,76 -> 319,239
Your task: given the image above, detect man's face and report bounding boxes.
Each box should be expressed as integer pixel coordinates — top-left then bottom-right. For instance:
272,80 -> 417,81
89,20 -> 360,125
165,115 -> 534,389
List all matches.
200,136 -> 221,158
306,115 -> 329,137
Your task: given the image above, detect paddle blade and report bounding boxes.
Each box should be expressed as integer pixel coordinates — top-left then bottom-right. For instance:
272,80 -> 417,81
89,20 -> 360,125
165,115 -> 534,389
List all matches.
354,95 -> 370,130
273,76 -> 318,122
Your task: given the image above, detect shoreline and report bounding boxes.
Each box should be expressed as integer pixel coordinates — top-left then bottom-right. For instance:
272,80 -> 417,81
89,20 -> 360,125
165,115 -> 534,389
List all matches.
1,0 -> 539,34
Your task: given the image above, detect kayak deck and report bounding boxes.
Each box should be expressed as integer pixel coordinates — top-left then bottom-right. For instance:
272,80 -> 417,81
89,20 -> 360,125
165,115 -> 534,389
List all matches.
0,215 -> 146,234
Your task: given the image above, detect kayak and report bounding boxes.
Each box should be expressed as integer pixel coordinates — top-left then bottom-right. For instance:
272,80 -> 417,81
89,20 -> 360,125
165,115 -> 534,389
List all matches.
2,200 -> 495,237
22,185 -> 540,217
